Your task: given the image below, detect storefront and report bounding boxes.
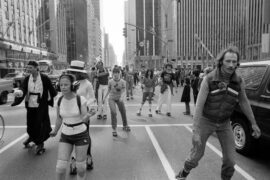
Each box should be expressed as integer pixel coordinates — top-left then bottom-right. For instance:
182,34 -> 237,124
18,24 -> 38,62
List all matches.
0,40 -> 58,78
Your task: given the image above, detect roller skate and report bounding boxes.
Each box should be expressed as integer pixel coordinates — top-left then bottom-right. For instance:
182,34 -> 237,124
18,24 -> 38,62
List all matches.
35,143 -> 45,155
123,126 -> 131,132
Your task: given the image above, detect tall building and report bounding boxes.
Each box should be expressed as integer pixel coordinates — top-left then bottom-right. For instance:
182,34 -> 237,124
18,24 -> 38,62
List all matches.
124,0 -> 136,67
176,0 -> 269,69
87,0 -> 95,66
108,44 -> 117,67
0,0 -> 66,77
65,0 -> 88,63
103,32 -> 109,66
125,0 -> 162,70
48,0 -> 67,63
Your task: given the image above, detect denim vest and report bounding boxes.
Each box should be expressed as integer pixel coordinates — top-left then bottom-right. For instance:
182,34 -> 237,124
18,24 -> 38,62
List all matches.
203,69 -> 242,123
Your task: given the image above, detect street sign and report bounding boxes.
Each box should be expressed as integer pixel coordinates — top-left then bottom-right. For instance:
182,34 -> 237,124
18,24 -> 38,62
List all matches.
41,43 -> 46,48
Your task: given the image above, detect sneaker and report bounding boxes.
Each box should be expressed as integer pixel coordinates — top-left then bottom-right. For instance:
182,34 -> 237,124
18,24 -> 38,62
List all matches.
155,110 -> 160,114
148,113 -> 152,117
123,126 -> 131,132
136,111 -> 141,116
86,155 -> 94,170
97,115 -> 102,119
166,112 -> 171,117
175,169 -> 189,180
103,115 -> 107,120
127,97 -> 130,101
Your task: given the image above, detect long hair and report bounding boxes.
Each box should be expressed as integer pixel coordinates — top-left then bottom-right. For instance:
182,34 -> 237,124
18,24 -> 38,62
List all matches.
215,46 -> 240,69
145,69 -> 154,79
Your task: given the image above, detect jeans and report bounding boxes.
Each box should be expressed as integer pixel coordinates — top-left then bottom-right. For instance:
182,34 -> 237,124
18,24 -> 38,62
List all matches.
126,80 -> 133,98
108,98 -> 128,130
184,117 -> 235,180
97,85 -> 108,115
156,86 -> 172,113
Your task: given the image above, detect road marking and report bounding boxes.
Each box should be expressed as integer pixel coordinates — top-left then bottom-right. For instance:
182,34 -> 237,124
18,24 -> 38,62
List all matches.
145,126 -> 175,180
124,103 -> 185,107
184,125 -> 256,180
0,133 -> 27,154
5,124 -> 193,128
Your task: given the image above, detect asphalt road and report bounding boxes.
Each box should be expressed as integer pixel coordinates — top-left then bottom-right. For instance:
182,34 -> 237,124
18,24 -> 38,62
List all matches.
0,86 -> 269,180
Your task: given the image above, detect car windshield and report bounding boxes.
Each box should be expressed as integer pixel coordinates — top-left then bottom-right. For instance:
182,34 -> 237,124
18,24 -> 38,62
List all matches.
237,66 -> 267,89
4,73 -> 17,78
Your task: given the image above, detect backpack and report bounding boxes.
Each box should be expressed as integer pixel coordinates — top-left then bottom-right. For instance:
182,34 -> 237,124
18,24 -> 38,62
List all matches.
57,95 -> 81,114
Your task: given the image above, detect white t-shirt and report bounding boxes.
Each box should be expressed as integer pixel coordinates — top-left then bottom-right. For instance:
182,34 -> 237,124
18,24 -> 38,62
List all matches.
59,96 -> 87,135
76,79 -> 95,107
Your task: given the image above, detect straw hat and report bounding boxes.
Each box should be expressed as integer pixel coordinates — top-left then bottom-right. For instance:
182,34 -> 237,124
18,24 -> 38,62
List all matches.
66,60 -> 87,73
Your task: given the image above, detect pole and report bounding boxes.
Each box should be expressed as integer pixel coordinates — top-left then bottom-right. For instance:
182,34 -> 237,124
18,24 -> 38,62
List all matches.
143,0 -> 146,56
152,0 -> 155,56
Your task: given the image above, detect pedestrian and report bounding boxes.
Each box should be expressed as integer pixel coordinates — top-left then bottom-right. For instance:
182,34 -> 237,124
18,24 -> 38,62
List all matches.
103,67 -> 131,137
191,70 -> 200,104
50,74 -> 95,180
66,60 -> 96,172
123,65 -> 134,100
175,46 -> 261,180
155,63 -> 177,117
12,61 -> 57,154
181,77 -> 191,115
136,69 -> 156,117
95,61 -> 109,120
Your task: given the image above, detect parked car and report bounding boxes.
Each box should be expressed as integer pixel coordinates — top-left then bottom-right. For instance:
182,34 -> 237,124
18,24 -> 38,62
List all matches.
4,72 -> 26,88
231,60 -> 270,155
0,78 -> 13,104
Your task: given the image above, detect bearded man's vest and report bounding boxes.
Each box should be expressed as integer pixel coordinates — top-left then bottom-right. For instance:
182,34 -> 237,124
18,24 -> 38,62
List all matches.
203,70 -> 242,123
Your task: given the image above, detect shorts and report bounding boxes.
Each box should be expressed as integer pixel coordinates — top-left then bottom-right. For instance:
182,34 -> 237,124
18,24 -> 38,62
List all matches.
142,92 -> 154,103
60,130 -> 90,146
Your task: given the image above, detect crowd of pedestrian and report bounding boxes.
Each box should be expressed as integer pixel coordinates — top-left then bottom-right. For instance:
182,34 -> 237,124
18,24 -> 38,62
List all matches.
10,45 -> 262,180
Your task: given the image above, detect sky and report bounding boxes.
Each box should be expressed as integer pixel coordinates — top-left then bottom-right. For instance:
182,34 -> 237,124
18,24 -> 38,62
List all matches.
103,0 -> 125,65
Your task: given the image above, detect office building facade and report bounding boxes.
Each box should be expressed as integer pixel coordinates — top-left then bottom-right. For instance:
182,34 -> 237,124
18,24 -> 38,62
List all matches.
0,0 -> 66,77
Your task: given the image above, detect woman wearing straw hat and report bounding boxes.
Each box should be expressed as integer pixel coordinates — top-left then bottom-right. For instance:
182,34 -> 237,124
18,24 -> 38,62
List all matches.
66,60 -> 96,173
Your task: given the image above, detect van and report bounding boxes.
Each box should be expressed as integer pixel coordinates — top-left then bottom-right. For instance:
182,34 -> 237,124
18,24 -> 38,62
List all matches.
231,60 -> 270,155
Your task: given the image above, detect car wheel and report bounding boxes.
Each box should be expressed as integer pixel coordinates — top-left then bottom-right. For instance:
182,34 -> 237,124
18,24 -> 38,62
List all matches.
232,118 -> 254,155
0,91 -> 8,104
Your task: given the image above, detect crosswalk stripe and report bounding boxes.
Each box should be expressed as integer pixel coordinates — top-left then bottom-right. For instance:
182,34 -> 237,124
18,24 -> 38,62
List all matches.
146,126 -> 175,180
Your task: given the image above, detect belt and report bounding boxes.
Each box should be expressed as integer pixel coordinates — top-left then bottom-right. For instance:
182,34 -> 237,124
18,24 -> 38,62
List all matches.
64,122 -> 84,127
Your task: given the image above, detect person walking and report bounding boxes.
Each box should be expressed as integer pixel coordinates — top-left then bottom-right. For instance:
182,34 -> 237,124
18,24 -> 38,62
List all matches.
66,60 -> 96,172
191,70 -> 200,105
50,74 -> 95,180
155,63 -> 177,117
181,77 -> 191,115
136,69 -> 156,117
95,61 -> 109,120
12,61 -> 57,154
175,46 -> 261,180
123,65 -> 134,100
103,67 -> 131,137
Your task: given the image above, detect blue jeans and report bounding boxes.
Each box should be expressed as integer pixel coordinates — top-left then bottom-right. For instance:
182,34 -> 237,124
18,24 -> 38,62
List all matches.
184,117 -> 235,180
108,98 -> 128,130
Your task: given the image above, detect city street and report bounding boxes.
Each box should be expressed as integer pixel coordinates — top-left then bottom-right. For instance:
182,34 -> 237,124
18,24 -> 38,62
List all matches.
0,86 -> 270,180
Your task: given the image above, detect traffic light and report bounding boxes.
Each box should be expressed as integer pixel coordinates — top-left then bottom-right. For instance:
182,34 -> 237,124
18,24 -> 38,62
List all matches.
123,27 -> 127,38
